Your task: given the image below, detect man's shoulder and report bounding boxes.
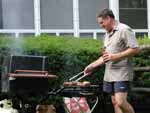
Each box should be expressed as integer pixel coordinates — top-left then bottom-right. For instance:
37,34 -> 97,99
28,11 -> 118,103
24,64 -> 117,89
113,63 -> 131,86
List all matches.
117,23 -> 132,32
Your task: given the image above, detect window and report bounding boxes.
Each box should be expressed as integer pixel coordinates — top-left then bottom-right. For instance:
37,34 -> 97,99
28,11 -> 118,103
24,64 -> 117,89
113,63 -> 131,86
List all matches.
119,0 -> 147,29
79,0 -> 109,29
1,0 -> 34,29
40,0 -> 73,29
0,0 -> 2,29
60,33 -> 73,37
97,33 -> 105,40
135,32 -> 148,38
80,33 -> 93,38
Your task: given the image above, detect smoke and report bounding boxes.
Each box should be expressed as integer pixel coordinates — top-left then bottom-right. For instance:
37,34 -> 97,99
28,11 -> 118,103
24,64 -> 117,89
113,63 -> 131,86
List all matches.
1,37 -> 24,92
9,37 -> 24,55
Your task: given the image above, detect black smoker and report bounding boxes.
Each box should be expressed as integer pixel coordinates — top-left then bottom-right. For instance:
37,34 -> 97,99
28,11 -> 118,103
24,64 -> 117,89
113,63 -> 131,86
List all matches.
1,55 -> 57,113
1,55 -> 49,93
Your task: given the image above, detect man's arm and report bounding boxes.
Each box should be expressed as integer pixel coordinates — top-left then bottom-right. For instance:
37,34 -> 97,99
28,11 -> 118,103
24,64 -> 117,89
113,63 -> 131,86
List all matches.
103,47 -> 140,62
84,56 -> 105,75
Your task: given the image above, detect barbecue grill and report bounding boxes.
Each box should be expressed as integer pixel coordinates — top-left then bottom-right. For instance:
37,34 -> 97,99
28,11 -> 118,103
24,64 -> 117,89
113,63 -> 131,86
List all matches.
1,55 -> 57,94
48,71 -> 102,97
48,71 -> 104,113
1,55 -> 58,113
1,55 -> 106,113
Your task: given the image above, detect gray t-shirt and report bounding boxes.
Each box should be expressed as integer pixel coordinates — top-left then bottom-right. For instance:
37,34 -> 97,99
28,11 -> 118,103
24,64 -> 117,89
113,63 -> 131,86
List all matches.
103,22 -> 139,82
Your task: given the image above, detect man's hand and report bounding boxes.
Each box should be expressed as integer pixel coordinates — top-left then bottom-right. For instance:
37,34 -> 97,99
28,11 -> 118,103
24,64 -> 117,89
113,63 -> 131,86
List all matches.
102,51 -> 121,62
84,65 -> 94,76
102,48 -> 140,63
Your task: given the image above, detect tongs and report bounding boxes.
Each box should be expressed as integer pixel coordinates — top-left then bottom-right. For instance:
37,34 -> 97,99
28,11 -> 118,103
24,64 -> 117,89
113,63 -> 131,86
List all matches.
69,71 -> 88,82
48,71 -> 88,95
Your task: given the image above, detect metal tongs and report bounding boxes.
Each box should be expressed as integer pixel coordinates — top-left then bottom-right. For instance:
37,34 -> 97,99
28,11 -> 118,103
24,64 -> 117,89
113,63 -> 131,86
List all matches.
69,71 -> 88,82
48,71 -> 88,95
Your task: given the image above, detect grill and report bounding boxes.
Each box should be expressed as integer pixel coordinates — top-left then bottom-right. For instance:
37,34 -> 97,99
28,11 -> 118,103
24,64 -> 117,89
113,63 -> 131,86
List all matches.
58,85 -> 101,97
1,55 -> 57,94
48,71 -> 103,113
1,55 -> 103,113
49,71 -> 102,97
1,55 -> 58,113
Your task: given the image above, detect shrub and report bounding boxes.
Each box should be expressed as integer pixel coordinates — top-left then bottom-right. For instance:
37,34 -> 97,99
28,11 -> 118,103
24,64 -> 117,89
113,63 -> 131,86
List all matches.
0,35 -> 150,112
0,35 -> 150,86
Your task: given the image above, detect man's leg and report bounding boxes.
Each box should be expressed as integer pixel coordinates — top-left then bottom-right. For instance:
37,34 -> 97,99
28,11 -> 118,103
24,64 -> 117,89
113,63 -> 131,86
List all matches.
103,81 -> 122,113
112,81 -> 135,113
111,95 -> 123,113
103,81 -> 134,113
103,81 -> 120,113
114,92 -> 135,113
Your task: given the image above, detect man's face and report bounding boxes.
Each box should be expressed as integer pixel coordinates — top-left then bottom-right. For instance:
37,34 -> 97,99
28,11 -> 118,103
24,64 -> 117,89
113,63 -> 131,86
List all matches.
97,16 -> 112,32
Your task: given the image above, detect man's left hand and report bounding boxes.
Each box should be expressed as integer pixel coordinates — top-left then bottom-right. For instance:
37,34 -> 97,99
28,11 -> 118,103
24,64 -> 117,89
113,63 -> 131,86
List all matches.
102,51 -> 121,62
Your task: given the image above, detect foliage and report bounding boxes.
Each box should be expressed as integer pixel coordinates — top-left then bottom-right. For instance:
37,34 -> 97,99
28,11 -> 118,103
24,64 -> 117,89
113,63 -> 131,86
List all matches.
0,35 -> 104,87
0,35 -> 150,86
138,35 -> 150,45
0,35 -> 150,112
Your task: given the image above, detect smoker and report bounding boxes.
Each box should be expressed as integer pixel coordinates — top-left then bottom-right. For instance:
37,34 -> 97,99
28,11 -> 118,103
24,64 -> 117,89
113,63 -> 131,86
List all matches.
1,55 -> 58,113
1,55 -> 107,113
1,54 -> 57,94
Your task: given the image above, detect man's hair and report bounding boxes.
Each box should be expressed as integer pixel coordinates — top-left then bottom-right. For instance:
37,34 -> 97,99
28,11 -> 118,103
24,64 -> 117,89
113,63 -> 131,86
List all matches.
97,8 -> 115,19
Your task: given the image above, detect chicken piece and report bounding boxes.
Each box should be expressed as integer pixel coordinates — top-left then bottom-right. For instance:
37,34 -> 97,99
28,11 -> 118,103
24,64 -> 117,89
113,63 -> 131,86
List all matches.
63,82 -> 73,87
82,81 -> 91,87
63,81 -> 91,87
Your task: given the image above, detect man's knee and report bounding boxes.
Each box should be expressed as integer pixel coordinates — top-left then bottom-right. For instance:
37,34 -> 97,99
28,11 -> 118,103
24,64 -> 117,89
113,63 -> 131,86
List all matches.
111,96 -> 117,106
115,99 -> 125,108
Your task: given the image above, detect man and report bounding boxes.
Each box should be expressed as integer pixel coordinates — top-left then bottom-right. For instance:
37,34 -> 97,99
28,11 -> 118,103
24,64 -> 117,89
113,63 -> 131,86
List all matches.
84,8 -> 140,113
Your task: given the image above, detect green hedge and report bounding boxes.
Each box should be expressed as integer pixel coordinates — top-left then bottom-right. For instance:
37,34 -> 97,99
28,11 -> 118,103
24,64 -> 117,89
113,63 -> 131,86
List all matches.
0,35 -> 150,88
0,35 -> 104,88
0,35 -> 150,112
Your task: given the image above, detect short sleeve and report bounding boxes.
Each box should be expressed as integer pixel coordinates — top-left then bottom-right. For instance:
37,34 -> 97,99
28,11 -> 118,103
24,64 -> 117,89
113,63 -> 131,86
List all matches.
122,29 -> 139,48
